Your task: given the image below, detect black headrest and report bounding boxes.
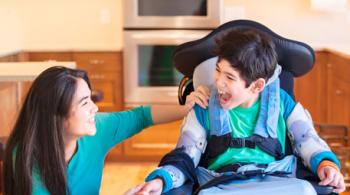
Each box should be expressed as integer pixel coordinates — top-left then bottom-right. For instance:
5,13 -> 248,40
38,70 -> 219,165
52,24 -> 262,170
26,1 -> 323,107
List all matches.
173,20 -> 315,78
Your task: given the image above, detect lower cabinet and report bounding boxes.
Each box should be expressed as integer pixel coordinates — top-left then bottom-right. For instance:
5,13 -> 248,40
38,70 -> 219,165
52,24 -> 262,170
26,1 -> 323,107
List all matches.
0,81 -> 31,138
125,120 -> 181,161
0,83 -> 18,138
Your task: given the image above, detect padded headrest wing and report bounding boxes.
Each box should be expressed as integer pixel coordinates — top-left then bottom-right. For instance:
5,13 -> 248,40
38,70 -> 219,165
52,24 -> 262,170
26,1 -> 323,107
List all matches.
173,20 -> 315,78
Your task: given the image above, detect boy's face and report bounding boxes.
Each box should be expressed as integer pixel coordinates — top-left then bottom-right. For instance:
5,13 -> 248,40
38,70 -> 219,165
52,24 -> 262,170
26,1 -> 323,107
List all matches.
214,59 -> 261,110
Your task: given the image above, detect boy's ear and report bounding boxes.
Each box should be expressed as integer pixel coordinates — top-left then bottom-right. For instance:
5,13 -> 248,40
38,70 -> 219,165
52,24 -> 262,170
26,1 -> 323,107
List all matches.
251,78 -> 266,93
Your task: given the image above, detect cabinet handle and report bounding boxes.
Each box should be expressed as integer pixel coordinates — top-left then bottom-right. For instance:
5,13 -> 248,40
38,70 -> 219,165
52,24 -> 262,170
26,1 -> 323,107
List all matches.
89,59 -> 105,65
91,90 -> 104,103
335,89 -> 344,96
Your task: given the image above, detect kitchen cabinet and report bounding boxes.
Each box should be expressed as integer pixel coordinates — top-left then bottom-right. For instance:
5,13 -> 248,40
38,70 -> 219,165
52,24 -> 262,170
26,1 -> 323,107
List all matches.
326,53 -> 350,129
295,51 -> 350,182
0,82 -> 19,138
27,52 -> 73,61
295,51 -> 350,134
0,81 -> 31,138
122,120 -> 182,161
294,51 -> 328,123
26,51 -> 124,112
72,52 -> 123,112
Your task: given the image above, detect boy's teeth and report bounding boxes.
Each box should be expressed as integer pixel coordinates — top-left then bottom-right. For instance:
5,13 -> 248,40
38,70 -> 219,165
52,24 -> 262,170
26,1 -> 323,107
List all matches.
218,90 -> 224,94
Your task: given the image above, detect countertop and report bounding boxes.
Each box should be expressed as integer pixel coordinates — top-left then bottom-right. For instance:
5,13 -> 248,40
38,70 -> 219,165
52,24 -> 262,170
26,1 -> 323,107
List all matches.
0,61 -> 76,81
312,43 -> 350,59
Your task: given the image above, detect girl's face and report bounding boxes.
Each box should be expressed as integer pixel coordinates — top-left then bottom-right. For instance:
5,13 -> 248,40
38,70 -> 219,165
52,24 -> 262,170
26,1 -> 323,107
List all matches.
64,78 -> 98,139
214,59 -> 260,110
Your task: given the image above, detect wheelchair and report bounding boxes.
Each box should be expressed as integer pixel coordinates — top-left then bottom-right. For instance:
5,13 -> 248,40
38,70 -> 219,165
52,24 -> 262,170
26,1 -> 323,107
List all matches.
164,20 -> 336,195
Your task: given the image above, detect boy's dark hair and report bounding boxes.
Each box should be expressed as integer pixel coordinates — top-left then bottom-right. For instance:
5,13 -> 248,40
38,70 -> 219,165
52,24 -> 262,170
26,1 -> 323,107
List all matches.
214,29 -> 277,87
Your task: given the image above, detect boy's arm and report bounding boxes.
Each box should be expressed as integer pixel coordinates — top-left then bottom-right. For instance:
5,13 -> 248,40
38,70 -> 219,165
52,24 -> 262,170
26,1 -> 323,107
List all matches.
286,103 -> 340,173
145,109 -> 208,193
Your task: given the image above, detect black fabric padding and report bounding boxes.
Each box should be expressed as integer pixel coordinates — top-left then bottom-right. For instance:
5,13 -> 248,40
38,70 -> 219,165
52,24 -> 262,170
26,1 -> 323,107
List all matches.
173,20 -> 315,78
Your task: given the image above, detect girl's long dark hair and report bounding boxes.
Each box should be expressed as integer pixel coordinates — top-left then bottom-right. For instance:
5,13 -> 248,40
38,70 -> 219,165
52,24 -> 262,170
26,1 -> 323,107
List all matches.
4,66 -> 90,195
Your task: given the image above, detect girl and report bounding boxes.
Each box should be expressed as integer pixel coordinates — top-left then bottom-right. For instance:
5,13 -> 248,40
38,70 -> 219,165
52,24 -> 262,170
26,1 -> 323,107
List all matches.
3,66 -> 209,195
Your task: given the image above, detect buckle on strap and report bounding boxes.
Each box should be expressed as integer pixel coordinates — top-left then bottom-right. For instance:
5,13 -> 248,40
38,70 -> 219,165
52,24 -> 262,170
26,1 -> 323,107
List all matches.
228,138 -> 256,148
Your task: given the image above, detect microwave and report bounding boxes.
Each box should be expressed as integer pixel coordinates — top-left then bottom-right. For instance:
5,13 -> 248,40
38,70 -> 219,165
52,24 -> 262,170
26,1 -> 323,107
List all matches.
123,0 -> 223,29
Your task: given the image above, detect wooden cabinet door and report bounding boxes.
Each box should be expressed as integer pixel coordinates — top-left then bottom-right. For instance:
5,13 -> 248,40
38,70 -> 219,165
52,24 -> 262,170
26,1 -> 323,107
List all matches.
0,81 -> 32,138
73,52 -> 123,112
327,54 -> 350,131
88,71 -> 123,112
123,120 -> 182,161
0,83 -> 19,137
294,51 -> 328,123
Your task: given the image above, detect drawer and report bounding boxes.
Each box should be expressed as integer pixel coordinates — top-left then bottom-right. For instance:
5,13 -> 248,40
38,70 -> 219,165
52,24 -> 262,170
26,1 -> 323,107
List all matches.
87,71 -> 123,112
73,52 -> 122,71
28,52 -> 73,61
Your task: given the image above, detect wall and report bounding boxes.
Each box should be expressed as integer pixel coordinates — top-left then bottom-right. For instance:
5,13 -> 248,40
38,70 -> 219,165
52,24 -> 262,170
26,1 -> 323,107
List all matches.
0,5 -> 22,56
1,0 -> 123,51
0,0 -> 349,52
224,0 -> 350,47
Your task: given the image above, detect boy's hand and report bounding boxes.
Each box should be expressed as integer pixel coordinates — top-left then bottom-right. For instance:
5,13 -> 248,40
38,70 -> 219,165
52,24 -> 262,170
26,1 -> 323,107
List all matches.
185,85 -> 210,109
124,183 -> 147,195
124,178 -> 164,195
318,165 -> 346,193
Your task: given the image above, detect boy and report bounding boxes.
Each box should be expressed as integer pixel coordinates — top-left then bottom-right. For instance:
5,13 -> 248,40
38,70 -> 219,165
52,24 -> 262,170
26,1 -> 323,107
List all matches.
128,29 -> 345,195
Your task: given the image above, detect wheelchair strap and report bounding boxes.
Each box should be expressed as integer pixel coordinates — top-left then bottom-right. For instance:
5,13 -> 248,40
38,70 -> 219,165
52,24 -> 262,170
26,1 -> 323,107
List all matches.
205,133 -> 284,160
193,170 -> 291,195
215,162 -> 268,173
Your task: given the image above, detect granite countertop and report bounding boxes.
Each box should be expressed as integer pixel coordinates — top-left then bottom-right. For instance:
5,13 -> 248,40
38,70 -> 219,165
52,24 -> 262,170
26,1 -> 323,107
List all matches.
0,61 -> 76,81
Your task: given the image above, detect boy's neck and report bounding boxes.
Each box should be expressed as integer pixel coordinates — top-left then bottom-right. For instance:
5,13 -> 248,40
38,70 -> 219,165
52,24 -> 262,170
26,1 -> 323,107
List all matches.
240,93 -> 260,108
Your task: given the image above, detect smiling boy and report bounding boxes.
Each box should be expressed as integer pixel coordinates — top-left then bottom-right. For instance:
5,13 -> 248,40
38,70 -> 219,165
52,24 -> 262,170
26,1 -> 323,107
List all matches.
128,29 -> 345,195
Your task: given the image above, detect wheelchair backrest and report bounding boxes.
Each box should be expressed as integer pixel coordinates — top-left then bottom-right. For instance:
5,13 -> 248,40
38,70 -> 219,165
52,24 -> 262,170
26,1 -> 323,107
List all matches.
173,19 -> 315,100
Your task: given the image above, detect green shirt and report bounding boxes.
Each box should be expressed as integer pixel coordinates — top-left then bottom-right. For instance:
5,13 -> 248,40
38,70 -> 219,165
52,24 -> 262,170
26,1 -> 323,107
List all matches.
32,106 -> 153,195
207,90 -> 295,171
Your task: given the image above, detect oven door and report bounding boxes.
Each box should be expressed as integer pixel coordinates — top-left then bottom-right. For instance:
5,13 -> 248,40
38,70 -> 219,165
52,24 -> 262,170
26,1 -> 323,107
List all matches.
123,0 -> 222,29
123,30 -> 209,106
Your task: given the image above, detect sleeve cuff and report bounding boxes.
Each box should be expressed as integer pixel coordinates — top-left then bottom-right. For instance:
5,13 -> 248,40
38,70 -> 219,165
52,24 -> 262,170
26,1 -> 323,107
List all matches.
310,151 -> 341,173
142,105 -> 154,127
145,168 -> 173,193
317,160 -> 340,173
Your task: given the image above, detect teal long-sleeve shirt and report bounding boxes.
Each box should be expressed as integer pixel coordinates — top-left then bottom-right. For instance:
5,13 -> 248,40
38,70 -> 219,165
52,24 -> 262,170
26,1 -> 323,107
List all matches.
32,106 -> 153,195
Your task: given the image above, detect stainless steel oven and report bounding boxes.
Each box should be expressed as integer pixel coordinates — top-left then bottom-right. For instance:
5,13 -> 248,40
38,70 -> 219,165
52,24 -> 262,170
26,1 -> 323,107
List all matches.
123,30 -> 210,106
123,0 -> 221,106
123,0 -> 223,29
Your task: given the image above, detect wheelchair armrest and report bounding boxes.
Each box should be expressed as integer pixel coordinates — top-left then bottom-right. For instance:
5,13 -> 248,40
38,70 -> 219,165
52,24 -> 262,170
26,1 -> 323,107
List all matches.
163,181 -> 193,195
162,180 -> 335,195
308,181 -> 335,195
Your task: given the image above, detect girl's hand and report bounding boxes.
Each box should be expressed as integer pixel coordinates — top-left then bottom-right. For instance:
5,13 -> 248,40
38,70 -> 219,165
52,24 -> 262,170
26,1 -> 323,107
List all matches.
185,85 -> 210,109
318,165 -> 346,193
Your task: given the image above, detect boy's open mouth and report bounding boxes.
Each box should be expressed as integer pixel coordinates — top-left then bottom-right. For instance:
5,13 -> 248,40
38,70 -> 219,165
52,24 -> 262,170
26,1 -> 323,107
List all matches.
218,90 -> 231,106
